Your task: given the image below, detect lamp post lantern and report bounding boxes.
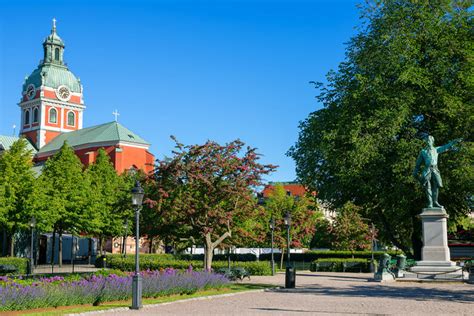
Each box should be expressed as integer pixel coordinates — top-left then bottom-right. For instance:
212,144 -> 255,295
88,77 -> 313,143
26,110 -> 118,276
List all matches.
28,216 -> 36,275
269,216 -> 275,276
131,181 -> 144,310
284,211 -> 295,288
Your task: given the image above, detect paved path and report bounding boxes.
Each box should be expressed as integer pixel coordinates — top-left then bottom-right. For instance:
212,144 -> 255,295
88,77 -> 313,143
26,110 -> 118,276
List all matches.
90,272 -> 474,316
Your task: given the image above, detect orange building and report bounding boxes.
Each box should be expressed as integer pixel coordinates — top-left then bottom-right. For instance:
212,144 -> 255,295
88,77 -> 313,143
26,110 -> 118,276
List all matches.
6,20 -> 154,174
262,182 -> 310,198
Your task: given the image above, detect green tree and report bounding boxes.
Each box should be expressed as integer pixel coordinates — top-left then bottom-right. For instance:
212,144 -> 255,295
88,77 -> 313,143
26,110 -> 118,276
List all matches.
263,184 -> 320,268
36,142 -> 89,266
288,0 -> 473,258
0,139 -> 35,256
330,203 -> 372,251
85,148 -> 130,255
148,137 -> 276,270
310,217 -> 333,249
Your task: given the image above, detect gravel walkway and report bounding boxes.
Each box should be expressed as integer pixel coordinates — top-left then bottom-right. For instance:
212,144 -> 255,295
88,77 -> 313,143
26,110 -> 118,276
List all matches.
84,272 -> 474,316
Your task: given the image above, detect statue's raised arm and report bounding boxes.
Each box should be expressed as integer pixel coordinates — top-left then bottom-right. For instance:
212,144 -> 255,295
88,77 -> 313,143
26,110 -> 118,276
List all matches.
413,136 -> 462,209
436,138 -> 463,154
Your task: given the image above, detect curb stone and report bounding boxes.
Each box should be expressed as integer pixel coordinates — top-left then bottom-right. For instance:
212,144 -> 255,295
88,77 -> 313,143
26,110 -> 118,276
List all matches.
68,288 -> 275,315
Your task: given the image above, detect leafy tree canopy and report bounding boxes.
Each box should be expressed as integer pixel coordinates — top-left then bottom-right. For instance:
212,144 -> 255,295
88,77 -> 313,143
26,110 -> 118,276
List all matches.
0,138 -> 36,255
147,137 -> 276,269
288,0 -> 473,257
85,148 -> 130,239
36,142 -> 89,234
263,184 -> 320,250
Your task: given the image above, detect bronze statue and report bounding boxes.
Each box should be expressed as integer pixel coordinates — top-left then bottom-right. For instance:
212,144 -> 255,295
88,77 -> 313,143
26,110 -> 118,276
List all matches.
413,135 -> 462,208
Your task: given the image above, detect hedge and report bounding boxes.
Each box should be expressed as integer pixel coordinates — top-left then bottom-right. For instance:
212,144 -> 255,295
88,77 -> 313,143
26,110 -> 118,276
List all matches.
309,258 -> 372,272
0,257 -> 29,275
211,261 -> 271,276
176,253 -> 257,262
96,254 -> 271,276
259,250 -> 403,262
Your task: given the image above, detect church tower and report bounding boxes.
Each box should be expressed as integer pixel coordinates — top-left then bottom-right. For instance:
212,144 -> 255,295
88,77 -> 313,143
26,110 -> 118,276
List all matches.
19,19 -> 85,149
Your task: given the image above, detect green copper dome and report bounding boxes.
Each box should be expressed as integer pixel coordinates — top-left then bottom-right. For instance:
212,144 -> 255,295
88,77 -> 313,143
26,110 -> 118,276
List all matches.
23,19 -> 81,94
23,64 -> 81,93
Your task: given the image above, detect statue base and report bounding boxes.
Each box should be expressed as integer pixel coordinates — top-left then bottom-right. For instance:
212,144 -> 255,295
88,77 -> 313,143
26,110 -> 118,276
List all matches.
410,207 -> 463,278
374,271 -> 395,282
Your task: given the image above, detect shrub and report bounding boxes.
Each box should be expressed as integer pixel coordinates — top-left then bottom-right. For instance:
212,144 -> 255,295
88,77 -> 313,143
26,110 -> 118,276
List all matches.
99,254 -> 271,275
0,269 -> 228,311
259,250 -> 403,262
0,257 -> 29,275
175,253 -> 257,262
212,261 -> 271,276
309,258 -> 371,272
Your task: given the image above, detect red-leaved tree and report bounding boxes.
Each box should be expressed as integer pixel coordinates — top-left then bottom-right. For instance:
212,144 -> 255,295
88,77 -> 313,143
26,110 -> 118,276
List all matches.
147,137 -> 276,270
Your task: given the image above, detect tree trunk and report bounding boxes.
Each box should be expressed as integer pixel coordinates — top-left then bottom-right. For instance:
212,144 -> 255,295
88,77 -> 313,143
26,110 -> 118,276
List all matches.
280,248 -> 285,270
204,242 -> 214,271
99,236 -> 104,256
9,233 -> 14,257
2,227 -> 7,256
58,230 -> 63,268
204,227 -> 232,271
51,228 -> 56,268
149,236 -> 153,254
88,238 -> 92,264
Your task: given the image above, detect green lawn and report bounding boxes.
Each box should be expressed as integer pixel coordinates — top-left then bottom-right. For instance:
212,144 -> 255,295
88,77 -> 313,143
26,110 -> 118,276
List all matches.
22,283 -> 274,316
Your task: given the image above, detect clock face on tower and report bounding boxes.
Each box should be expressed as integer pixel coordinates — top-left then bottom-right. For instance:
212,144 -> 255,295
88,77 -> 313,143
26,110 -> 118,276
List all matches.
56,85 -> 71,101
26,84 -> 36,100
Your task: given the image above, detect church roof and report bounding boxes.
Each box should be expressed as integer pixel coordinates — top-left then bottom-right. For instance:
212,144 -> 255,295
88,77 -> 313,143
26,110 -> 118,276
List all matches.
0,135 -> 38,153
37,121 -> 150,155
23,64 -> 81,93
23,19 -> 81,93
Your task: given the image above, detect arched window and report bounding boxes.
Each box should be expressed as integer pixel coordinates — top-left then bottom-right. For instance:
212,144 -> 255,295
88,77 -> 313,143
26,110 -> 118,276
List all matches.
49,108 -> 57,124
24,110 -> 30,125
54,48 -> 60,61
67,111 -> 75,126
33,108 -> 39,123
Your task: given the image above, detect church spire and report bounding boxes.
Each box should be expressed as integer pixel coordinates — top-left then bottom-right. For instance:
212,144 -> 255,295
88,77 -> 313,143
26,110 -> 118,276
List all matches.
42,18 -> 65,65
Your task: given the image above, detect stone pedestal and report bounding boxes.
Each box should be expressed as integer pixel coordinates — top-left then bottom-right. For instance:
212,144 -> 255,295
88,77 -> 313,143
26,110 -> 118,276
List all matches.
410,208 -> 462,278
374,271 -> 395,282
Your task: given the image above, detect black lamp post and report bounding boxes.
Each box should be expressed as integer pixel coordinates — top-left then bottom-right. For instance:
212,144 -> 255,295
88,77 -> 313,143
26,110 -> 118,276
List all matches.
370,223 -> 375,273
131,181 -> 144,310
29,216 -> 36,275
284,211 -> 295,288
284,211 -> 291,266
122,219 -> 129,258
269,216 -> 275,276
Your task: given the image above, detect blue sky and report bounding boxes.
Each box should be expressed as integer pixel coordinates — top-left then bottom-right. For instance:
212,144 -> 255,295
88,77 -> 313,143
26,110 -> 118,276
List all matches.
0,0 -> 360,182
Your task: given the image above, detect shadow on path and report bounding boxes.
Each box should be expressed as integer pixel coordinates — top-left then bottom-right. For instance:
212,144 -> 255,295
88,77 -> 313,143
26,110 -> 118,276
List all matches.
268,284 -> 474,304
250,307 -> 381,315
296,273 -> 371,282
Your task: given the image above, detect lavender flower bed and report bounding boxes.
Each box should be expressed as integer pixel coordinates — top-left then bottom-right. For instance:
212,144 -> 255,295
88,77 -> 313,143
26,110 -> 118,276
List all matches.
0,268 -> 229,311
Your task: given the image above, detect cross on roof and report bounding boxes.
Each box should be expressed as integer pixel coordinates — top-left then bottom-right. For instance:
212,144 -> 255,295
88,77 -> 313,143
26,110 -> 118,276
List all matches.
52,18 -> 56,32
112,109 -> 120,122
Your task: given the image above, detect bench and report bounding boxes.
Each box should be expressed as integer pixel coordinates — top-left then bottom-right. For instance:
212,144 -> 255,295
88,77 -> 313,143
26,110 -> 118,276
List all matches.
216,267 -> 251,281
0,264 -> 18,275
232,267 -> 251,281
312,261 -> 335,272
342,261 -> 364,273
